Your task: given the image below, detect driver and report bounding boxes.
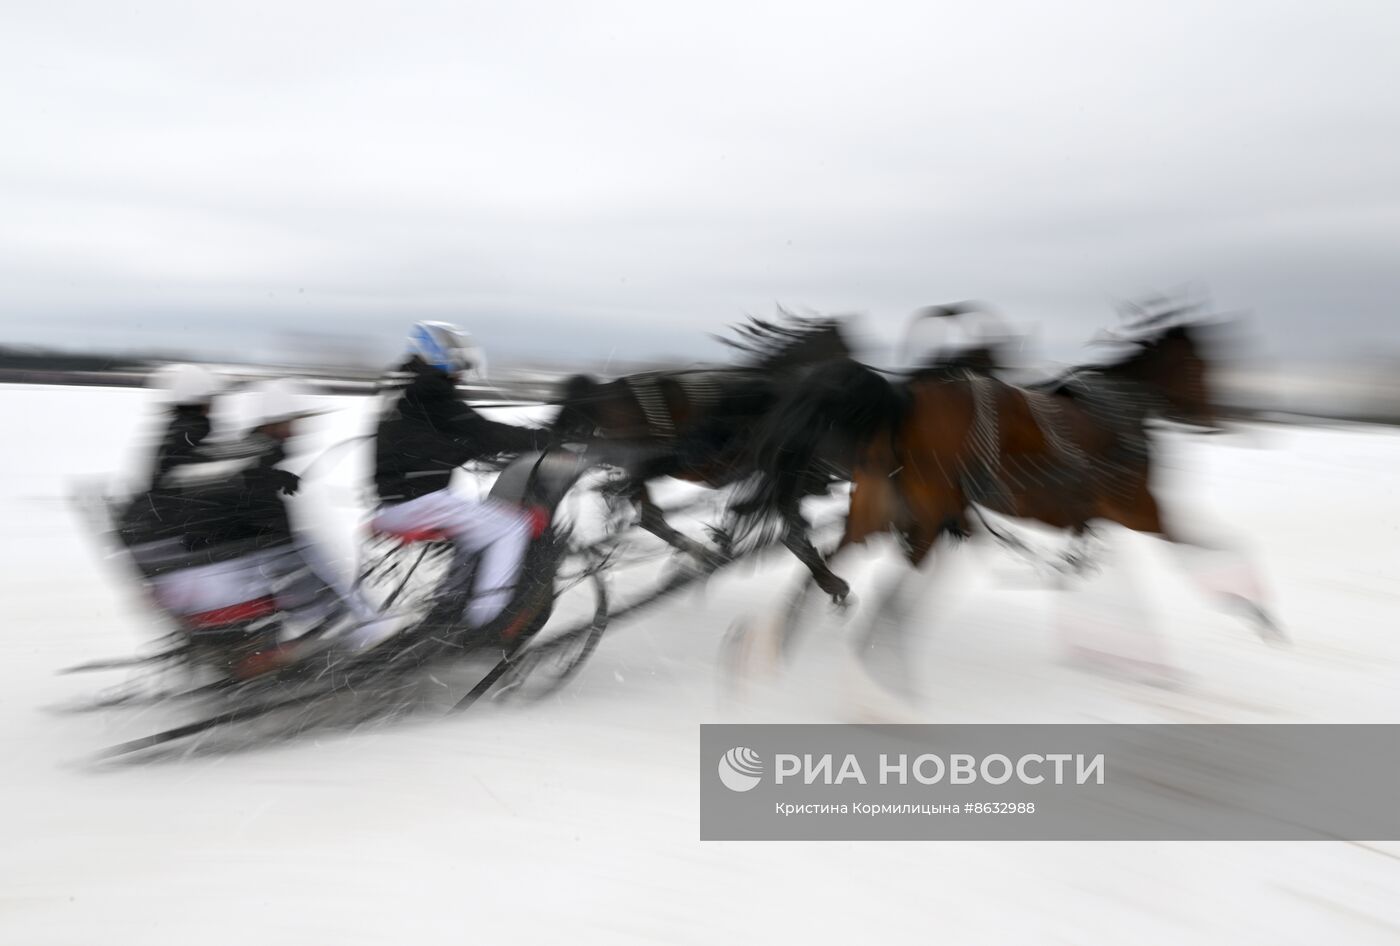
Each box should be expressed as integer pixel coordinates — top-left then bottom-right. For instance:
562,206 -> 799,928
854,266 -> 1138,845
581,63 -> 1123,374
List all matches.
371,322 -> 548,630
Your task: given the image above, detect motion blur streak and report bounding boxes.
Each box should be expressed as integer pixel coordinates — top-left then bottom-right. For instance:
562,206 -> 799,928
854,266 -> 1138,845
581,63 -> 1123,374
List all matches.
4,305 -> 1400,941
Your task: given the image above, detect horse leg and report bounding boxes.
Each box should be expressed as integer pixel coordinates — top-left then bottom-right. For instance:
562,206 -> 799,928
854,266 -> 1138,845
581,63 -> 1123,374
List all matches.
779,502 -> 850,603
723,570 -> 820,685
1104,487 -> 1284,643
843,459 -> 973,700
726,468 -> 905,695
851,528 -> 928,701
722,510 -> 856,690
1060,524 -> 1103,577
841,516 -> 971,718
780,458 -> 912,605
1052,524 -> 1180,685
632,482 -> 727,568
771,512 -> 862,654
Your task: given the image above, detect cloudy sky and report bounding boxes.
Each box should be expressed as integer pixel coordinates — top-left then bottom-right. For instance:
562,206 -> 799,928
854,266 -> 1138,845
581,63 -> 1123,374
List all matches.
2,0 -> 1397,366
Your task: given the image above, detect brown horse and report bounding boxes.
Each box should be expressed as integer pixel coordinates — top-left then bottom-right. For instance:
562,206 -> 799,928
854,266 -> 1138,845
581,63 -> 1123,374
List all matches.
732,318 -> 1282,641
551,315 -> 852,566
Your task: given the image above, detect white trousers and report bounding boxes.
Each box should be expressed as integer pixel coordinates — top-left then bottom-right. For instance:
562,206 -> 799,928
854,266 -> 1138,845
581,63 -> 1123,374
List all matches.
149,540 -> 368,639
150,547 -> 296,617
370,490 -> 532,627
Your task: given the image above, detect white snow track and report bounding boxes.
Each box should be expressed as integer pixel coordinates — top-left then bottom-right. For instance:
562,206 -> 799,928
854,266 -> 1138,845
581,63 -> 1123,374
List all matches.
3,384 -> 1400,945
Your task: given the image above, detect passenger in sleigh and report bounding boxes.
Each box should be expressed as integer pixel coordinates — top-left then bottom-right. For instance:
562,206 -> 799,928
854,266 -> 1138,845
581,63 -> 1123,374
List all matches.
114,363 -> 223,552
145,363 -> 224,488
124,379 -> 397,675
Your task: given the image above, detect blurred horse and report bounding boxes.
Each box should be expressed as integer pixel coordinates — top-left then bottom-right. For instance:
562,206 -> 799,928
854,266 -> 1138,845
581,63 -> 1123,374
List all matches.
732,314 -> 1282,642
551,313 -> 852,565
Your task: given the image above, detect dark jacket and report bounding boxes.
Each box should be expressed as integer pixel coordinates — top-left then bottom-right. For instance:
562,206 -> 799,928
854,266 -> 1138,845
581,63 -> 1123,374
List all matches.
121,431 -> 296,556
374,358 -> 547,504
124,406 -> 214,543
149,406 -> 212,491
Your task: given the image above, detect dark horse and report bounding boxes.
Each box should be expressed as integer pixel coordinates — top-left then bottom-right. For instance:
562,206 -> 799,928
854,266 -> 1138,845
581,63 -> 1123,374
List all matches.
551,314 -> 852,566
732,317 -> 1282,640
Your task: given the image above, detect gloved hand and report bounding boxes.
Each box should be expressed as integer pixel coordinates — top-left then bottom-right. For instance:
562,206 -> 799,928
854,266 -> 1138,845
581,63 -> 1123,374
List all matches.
273,470 -> 300,496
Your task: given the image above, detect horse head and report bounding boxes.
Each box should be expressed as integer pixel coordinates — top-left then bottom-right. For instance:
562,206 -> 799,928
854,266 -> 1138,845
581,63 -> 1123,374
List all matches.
551,373 -> 601,439
1120,323 -> 1221,430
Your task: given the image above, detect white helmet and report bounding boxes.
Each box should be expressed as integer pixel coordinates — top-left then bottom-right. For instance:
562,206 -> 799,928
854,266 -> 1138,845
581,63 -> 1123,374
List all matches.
408,321 -> 486,380
150,363 -> 220,407
249,378 -> 324,428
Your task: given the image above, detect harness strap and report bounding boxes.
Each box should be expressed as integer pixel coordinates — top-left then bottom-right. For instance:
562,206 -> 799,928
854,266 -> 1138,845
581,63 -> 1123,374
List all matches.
1022,389 -> 1091,470
963,374 -> 1007,505
963,373 -> 1096,505
675,372 -> 722,410
626,375 -> 676,440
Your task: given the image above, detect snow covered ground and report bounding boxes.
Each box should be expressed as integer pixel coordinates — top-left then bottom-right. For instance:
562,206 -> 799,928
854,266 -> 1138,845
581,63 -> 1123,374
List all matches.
2,383 -> 1399,945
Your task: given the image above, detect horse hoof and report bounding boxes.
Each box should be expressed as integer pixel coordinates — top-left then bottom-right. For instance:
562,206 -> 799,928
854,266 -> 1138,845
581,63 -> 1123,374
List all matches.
819,575 -> 850,601
1256,613 -> 1289,646
706,527 -> 735,557
1223,594 -> 1288,646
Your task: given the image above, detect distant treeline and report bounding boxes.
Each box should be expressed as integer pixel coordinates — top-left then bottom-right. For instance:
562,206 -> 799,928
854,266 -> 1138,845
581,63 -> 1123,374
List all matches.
2,344 -> 1398,426
0,346 -> 148,374
0,345 -> 552,400
0,346 -> 152,387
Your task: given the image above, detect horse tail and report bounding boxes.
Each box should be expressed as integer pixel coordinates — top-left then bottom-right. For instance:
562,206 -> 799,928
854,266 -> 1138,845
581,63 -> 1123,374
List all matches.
732,358 -> 903,542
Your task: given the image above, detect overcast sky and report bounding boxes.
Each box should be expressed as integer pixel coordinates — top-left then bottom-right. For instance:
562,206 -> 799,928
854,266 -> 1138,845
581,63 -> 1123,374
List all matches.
2,0 -> 1397,367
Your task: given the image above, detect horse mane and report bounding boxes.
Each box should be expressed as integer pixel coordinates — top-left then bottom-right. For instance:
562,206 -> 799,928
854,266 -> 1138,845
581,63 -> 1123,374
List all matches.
1090,294 -> 1207,357
1094,322 -> 1197,372
717,309 -> 851,371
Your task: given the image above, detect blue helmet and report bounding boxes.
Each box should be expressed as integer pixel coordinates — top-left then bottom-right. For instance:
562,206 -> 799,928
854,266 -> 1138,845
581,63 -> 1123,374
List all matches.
408,321 -> 482,377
